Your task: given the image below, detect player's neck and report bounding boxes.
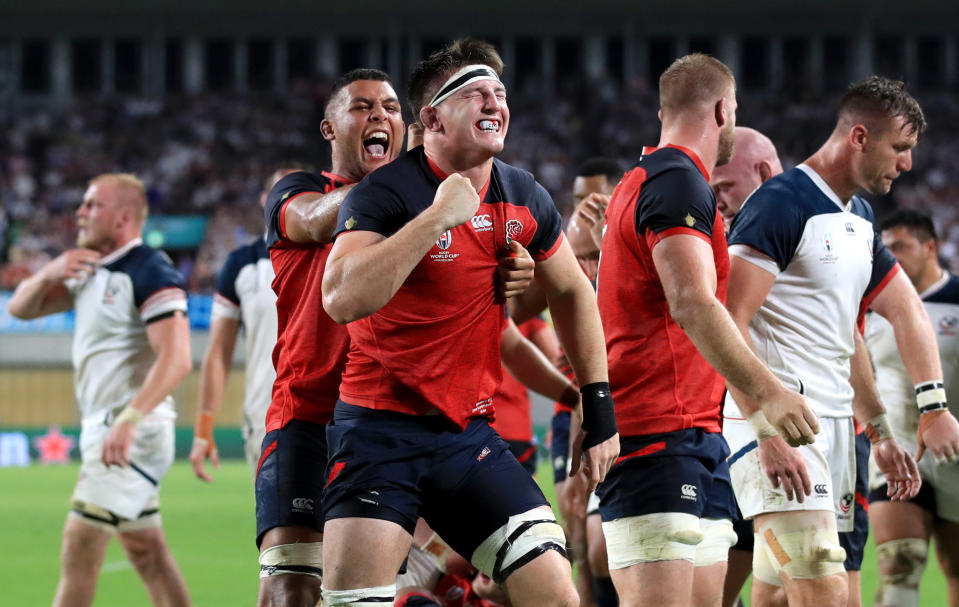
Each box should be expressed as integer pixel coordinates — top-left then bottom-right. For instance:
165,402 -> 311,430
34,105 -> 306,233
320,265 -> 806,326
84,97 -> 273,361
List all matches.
916,263 -> 945,295
804,141 -> 857,203
658,127 -> 718,175
427,149 -> 493,193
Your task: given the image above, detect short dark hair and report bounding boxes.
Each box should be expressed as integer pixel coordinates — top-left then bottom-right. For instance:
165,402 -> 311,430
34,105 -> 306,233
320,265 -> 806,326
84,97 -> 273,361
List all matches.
576,158 -> 623,182
839,76 -> 926,138
408,38 -> 504,122
879,208 -> 937,242
325,68 -> 393,115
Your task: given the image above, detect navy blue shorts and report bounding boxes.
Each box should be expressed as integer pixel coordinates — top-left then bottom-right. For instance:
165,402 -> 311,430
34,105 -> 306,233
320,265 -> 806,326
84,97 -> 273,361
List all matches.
323,403 -> 550,559
550,411 -> 572,485
597,429 -> 737,522
254,419 -> 329,547
839,432 -> 870,570
507,440 -> 538,476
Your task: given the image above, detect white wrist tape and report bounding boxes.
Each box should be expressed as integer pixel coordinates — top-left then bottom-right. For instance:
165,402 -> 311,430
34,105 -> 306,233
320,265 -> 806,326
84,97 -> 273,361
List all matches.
114,407 -> 144,426
864,414 -> 894,444
746,411 -> 778,441
915,381 -> 948,413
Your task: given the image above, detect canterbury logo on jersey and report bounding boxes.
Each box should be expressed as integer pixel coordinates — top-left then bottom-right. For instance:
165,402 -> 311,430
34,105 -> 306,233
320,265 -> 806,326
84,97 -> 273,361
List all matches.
680,484 -> 697,500
471,214 -> 493,231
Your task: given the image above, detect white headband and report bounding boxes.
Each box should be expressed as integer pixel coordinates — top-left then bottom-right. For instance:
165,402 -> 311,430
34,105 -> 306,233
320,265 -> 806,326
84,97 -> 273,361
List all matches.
428,64 -> 502,108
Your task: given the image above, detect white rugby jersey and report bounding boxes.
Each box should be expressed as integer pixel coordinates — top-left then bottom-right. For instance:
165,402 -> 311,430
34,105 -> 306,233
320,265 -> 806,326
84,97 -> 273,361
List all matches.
865,272 -> 959,445
211,236 -> 277,435
724,164 -> 898,419
67,238 -> 188,422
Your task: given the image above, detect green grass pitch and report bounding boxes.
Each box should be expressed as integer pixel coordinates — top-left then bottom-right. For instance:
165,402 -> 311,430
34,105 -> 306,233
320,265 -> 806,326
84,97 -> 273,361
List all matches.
0,459 -> 949,605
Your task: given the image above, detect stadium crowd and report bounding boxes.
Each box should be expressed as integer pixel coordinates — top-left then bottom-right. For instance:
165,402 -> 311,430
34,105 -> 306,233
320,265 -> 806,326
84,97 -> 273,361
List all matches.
3,77 -> 959,291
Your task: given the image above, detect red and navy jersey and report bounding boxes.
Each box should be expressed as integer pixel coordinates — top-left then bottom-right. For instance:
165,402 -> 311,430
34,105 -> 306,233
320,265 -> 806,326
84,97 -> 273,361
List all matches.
333,147 -> 564,429
597,145 -> 727,436
263,170 -> 353,432
492,317 -> 549,442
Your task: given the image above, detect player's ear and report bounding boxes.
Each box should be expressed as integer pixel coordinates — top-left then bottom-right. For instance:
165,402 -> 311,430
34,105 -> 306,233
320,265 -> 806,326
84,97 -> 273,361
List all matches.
758,161 -> 773,183
420,106 -> 441,132
849,124 -> 868,151
320,118 -> 335,142
715,98 -> 727,128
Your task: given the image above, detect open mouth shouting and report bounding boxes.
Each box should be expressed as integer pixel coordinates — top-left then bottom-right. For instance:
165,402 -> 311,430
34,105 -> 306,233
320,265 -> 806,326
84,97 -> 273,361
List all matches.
363,131 -> 390,160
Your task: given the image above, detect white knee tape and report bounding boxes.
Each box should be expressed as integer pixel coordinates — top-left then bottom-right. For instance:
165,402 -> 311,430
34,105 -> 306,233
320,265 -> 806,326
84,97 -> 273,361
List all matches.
322,584 -> 395,606
874,538 -> 928,607
694,518 -> 737,567
756,512 -> 846,581
259,542 -> 323,579
752,537 -> 783,587
602,512 -> 703,569
471,508 -> 568,584
396,543 -> 443,591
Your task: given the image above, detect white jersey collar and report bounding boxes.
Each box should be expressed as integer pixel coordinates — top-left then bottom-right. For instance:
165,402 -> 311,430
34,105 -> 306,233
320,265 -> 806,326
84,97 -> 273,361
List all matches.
797,164 -> 849,211
98,238 -> 143,267
920,270 -> 950,299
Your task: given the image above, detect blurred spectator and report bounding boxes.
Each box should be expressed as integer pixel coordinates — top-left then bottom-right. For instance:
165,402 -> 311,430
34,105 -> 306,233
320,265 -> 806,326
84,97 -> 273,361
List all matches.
3,80 -> 959,290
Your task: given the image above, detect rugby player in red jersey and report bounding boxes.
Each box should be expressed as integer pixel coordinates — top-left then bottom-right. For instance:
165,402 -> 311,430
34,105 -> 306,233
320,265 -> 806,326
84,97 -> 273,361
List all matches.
320,39 -> 619,607
594,54 -> 816,607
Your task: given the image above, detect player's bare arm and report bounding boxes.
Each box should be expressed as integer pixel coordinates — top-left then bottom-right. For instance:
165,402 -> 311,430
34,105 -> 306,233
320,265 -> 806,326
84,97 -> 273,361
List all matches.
535,238 -> 618,491
849,330 -> 921,501
189,316 -> 239,482
661,237 -> 816,501
102,312 -> 192,467
500,319 -> 580,408
870,269 -> 959,463
322,173 -> 480,323
7,248 -> 101,319
282,184 -> 357,244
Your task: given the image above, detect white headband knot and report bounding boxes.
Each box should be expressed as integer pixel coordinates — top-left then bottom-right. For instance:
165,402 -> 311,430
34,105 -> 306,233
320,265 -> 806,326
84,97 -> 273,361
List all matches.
428,64 -> 502,107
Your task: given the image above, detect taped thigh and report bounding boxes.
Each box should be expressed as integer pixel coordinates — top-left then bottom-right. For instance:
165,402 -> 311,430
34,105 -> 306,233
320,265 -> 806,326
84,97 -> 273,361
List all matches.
874,538 -> 927,607
259,542 -> 323,579
602,512 -> 703,569
694,518 -> 738,567
756,511 -> 846,581
69,499 -> 120,534
396,543 -> 443,591
470,508 -> 568,584
322,584 -> 395,606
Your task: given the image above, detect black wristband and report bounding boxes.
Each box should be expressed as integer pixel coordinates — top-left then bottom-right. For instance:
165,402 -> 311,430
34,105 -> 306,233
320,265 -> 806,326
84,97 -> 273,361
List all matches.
580,382 -> 617,449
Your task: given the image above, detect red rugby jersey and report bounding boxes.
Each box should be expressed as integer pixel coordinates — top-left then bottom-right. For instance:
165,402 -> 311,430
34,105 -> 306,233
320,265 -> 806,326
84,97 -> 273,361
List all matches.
333,148 -> 564,429
492,317 -> 550,442
596,145 -> 728,436
263,171 -> 353,432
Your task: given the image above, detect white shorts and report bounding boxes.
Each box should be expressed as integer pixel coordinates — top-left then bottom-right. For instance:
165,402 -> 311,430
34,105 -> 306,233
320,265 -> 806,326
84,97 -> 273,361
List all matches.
725,416 -> 855,532
72,416 -> 175,520
869,438 -> 959,523
244,424 -> 266,478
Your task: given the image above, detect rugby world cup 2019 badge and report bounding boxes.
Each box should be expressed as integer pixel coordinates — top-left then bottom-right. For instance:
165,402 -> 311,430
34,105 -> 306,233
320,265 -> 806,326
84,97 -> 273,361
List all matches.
102,278 -> 119,304
430,230 -> 460,262
819,232 -> 838,264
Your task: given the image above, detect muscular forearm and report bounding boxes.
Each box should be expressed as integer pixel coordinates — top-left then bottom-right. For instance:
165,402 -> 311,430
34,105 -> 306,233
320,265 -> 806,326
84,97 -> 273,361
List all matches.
8,272 -> 65,319
502,335 -> 579,405
322,210 -> 449,323
850,331 -> 885,423
547,283 -> 608,386
890,302 -> 943,384
674,294 -> 781,416
284,186 -> 355,244
197,349 -> 231,417
127,342 -> 192,416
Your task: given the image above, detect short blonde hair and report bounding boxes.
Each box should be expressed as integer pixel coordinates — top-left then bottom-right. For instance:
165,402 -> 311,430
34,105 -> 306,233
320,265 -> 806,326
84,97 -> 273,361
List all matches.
659,53 -> 735,115
90,173 -> 149,225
